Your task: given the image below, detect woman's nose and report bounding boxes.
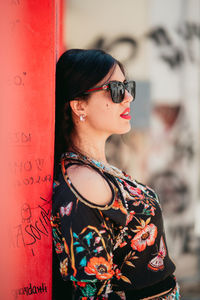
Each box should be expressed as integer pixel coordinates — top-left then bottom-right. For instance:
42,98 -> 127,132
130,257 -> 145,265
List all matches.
123,89 -> 133,103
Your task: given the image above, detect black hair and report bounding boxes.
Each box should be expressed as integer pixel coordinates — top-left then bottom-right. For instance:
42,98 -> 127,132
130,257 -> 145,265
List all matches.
54,48 -> 125,179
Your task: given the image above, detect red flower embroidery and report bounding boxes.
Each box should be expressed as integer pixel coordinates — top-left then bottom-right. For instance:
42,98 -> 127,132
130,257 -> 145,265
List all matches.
115,268 -> 122,280
131,223 -> 157,252
84,257 -> 114,280
77,281 -> 87,287
55,242 -> 63,254
119,241 -> 127,248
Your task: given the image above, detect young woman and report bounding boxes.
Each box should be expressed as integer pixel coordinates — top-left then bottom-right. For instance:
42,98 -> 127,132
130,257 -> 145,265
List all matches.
51,49 -> 180,300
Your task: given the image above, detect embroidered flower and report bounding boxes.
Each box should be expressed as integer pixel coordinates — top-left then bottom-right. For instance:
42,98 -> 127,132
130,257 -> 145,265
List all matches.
55,242 -> 63,254
112,198 -> 127,215
123,180 -> 145,198
150,206 -> 156,216
131,223 -> 157,252
84,257 -> 114,280
132,197 -> 157,216
119,241 -> 127,248
95,237 -> 101,244
77,281 -> 87,287
95,246 -> 104,253
129,187 -> 144,198
126,211 -> 135,225
115,268 -> 122,280
74,282 -> 97,297
60,258 -> 68,276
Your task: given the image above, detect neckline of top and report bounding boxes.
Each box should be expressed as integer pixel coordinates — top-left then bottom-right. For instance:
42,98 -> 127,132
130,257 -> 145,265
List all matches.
61,151 -> 133,181
60,151 -> 160,205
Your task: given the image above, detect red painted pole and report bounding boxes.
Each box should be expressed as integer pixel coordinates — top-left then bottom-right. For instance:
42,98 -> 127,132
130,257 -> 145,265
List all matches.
0,1 -> 65,299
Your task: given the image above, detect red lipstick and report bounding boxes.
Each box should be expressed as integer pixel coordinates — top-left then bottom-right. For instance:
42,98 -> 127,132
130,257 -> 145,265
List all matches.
120,108 -> 131,120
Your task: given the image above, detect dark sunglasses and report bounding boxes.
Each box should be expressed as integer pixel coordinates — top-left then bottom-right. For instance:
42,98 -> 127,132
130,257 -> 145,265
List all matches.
84,80 -> 136,103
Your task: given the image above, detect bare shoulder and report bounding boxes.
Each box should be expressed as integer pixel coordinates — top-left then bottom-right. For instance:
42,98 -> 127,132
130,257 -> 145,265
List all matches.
66,164 -> 113,206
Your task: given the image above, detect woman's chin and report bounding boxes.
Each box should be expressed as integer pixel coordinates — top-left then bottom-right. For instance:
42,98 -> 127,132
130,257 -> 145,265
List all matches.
115,124 -> 132,135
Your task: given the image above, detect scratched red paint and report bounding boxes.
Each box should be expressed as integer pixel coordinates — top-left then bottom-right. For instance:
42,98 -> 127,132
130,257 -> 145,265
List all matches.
1,1 -> 65,299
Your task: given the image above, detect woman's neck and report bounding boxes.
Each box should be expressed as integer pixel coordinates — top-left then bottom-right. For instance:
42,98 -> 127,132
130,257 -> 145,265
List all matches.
69,132 -> 109,164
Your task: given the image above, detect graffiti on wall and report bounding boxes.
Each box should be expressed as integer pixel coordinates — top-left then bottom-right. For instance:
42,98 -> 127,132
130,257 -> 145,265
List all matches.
89,22 -> 200,69
10,197 -> 51,257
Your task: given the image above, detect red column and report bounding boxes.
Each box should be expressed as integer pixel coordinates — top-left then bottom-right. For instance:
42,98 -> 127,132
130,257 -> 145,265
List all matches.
0,1 -> 65,299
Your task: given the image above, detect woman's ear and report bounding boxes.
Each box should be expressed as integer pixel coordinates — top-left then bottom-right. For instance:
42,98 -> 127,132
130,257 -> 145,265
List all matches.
69,99 -> 87,119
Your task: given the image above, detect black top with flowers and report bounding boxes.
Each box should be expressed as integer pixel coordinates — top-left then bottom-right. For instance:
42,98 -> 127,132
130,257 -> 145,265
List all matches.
51,152 -> 176,300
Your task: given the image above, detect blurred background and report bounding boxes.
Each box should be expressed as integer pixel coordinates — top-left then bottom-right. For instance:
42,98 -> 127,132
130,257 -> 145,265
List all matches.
63,0 -> 200,299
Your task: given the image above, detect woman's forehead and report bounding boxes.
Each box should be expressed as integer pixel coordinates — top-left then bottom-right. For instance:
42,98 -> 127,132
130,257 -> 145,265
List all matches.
97,64 -> 125,86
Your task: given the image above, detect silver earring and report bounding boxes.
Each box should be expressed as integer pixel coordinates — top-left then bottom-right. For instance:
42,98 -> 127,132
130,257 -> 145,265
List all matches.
80,115 -> 85,122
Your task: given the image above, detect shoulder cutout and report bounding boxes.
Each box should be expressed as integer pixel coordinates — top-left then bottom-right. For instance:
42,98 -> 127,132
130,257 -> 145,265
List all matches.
65,164 -> 114,206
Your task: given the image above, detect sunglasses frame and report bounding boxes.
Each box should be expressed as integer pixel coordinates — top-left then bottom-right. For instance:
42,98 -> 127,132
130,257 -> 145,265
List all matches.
84,80 -> 136,103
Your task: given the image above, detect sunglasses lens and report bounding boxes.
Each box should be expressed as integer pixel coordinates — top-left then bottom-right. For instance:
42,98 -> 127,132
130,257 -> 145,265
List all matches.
108,81 -> 136,103
109,82 -> 125,103
125,81 -> 135,99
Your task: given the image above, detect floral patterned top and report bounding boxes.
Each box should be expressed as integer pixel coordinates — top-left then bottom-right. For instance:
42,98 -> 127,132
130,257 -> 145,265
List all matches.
50,152 -> 176,300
